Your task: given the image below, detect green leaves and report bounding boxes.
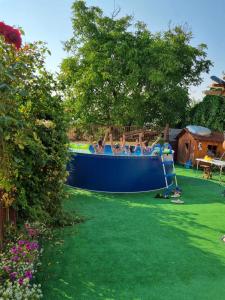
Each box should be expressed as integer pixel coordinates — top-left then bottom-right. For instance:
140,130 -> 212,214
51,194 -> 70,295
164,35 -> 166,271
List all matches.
0,83 -> 10,91
190,95 -> 225,131
0,37 -> 69,224
61,1 -> 212,129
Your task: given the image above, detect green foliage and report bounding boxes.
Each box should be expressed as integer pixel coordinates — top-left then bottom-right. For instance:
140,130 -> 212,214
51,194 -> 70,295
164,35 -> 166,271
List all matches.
0,37 -> 69,224
60,0 -> 212,129
190,95 -> 225,131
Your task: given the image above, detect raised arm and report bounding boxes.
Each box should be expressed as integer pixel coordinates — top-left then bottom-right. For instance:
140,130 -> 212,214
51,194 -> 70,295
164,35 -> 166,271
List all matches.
151,136 -> 161,148
139,132 -> 144,154
102,128 -> 109,147
109,133 -> 115,153
122,134 -> 126,148
139,132 -> 143,146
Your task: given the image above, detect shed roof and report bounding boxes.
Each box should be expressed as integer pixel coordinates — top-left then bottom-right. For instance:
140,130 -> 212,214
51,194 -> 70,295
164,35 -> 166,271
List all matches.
177,128 -> 224,143
169,128 -> 182,142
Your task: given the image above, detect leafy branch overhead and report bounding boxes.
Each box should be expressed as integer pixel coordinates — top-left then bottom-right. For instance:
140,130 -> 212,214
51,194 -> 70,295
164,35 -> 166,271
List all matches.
60,0 -> 212,128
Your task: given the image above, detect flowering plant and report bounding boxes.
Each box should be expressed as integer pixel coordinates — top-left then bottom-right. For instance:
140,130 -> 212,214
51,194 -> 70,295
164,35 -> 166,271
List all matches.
0,280 -> 42,299
0,223 -> 44,299
0,21 -> 22,49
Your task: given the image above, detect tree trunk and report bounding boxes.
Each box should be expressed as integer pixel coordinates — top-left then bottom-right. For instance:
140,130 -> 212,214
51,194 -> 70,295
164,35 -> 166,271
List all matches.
164,123 -> 169,142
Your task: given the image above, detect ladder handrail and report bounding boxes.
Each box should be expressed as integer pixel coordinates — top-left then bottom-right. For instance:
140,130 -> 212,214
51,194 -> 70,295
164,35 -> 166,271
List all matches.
161,149 -> 178,189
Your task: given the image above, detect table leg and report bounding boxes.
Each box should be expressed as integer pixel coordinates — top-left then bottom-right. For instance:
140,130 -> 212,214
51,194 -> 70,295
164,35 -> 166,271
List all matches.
196,161 -> 199,172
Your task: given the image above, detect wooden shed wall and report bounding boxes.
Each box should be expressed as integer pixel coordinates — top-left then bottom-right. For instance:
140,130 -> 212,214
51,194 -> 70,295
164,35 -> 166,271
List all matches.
177,132 -> 196,164
194,141 -> 224,160
177,132 -> 224,165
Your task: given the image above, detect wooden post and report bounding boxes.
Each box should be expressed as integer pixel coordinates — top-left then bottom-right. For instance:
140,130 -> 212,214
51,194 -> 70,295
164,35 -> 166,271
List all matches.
0,205 -> 17,248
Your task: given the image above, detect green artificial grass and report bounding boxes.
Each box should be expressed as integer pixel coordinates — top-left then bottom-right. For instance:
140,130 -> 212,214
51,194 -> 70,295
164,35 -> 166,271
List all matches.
38,166 -> 225,300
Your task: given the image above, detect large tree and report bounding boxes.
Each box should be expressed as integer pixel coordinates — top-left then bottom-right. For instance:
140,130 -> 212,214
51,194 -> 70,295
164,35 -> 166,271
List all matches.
60,0 -> 212,129
190,95 -> 225,131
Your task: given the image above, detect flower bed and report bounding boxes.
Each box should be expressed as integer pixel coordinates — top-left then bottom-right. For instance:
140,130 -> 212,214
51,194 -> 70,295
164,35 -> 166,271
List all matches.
0,223 -> 45,299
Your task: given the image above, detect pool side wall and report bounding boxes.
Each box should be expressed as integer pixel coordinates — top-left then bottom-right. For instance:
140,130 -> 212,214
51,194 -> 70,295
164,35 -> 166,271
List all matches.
67,153 -> 173,193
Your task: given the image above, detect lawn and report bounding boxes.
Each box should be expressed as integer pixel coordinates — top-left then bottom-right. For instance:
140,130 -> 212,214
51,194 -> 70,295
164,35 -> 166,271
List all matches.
38,167 -> 225,300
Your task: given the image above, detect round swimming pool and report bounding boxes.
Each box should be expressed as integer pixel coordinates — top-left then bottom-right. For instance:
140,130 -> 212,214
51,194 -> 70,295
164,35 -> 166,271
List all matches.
67,144 -> 174,193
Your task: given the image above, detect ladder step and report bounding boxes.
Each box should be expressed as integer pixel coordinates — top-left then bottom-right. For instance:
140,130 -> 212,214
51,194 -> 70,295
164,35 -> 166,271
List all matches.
165,173 -> 176,178
162,160 -> 174,165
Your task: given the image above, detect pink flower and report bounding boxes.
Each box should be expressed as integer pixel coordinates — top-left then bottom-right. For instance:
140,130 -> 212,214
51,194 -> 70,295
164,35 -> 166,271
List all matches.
10,246 -> 18,254
3,266 -> 11,273
0,22 -> 22,49
25,270 -> 33,280
18,277 -> 24,285
17,246 -> 23,252
30,241 -> 39,250
10,272 -> 17,280
28,228 -> 38,237
26,243 -> 31,251
11,255 -> 19,262
18,240 -> 26,246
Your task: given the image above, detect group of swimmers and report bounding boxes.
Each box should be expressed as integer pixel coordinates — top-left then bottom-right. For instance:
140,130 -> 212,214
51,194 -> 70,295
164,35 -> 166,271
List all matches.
93,130 -> 159,155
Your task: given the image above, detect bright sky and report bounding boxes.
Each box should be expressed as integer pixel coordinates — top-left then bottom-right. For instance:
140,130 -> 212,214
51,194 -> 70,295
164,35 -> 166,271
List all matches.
1,0 -> 225,101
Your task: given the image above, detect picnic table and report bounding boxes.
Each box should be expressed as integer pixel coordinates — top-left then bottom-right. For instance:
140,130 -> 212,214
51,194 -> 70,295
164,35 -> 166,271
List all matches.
196,158 -> 225,180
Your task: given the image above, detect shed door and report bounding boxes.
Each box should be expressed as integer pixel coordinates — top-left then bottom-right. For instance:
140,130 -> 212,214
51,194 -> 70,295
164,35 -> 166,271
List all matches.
182,140 -> 191,162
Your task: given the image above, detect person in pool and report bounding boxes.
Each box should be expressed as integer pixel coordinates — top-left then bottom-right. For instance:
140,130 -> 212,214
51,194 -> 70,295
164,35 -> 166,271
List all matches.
126,138 -> 141,155
141,133 -> 162,155
109,133 -> 126,154
139,133 -> 151,155
93,129 -> 109,154
127,145 -> 135,154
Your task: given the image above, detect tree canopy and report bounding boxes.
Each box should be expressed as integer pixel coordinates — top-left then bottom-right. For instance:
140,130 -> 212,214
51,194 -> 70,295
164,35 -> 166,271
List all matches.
190,95 -> 225,131
60,0 -> 212,129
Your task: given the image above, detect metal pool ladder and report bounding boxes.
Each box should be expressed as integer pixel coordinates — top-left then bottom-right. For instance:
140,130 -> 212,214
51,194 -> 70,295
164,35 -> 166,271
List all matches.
161,150 -> 179,194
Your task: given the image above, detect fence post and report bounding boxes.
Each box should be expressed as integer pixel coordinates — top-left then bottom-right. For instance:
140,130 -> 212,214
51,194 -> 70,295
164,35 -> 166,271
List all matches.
0,205 -> 17,248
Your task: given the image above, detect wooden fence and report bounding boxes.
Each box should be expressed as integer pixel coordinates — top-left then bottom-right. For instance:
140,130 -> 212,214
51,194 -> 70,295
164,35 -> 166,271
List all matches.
68,125 -> 162,142
0,205 -> 16,248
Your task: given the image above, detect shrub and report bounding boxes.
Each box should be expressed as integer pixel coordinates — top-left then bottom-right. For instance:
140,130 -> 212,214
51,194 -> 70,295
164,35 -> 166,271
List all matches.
0,26 -> 69,224
0,222 -> 45,299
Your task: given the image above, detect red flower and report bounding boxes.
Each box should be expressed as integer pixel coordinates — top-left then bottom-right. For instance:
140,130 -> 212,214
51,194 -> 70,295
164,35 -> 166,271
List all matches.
0,21 -> 22,49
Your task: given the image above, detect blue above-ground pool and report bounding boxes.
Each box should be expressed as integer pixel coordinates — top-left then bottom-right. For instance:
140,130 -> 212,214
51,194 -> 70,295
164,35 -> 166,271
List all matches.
67,144 -> 174,193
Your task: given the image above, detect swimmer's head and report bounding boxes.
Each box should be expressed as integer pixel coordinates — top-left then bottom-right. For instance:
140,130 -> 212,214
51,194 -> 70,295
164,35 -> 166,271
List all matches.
98,139 -> 103,147
144,140 -> 149,147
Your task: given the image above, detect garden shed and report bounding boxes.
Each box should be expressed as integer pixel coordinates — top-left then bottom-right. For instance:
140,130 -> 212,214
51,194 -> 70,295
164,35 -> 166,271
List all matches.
177,127 -> 224,165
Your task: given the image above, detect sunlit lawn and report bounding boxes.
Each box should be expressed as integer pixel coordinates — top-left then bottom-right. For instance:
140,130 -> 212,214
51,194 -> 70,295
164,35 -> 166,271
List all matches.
38,166 -> 225,300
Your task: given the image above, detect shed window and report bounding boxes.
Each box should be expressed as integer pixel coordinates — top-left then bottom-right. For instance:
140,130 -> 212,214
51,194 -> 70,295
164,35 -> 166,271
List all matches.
185,143 -> 189,151
207,145 -> 217,155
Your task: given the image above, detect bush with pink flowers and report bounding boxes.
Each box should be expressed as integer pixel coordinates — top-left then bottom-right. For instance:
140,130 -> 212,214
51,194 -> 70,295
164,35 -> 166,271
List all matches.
0,21 -> 22,49
0,223 -> 46,299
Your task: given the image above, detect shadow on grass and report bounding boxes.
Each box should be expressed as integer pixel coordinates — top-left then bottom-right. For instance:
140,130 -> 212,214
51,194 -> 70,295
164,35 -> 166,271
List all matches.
38,176 -> 225,300
67,173 -> 225,206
